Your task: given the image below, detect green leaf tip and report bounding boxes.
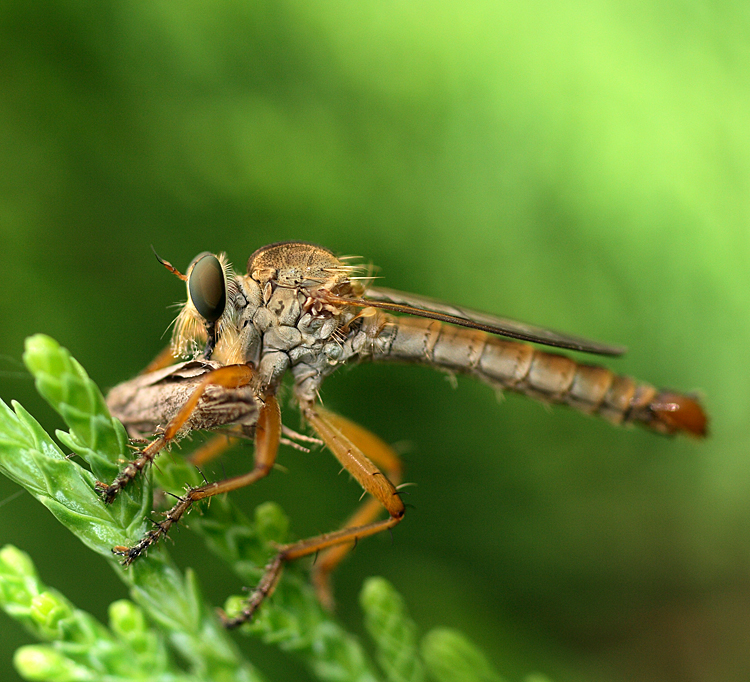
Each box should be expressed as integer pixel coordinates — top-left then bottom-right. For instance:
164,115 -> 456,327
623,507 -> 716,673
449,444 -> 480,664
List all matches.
361,577 -> 425,682
14,645 -> 92,682
15,334 -> 150,541
29,591 -> 76,640
1,546 -> 96,645
108,599 -> 145,638
421,628 -> 505,682
22,334 -> 129,484
0,545 -> 43,622
254,501 -> 290,545
1,547 -> 220,682
0,545 -> 38,582
22,335 -> 68,380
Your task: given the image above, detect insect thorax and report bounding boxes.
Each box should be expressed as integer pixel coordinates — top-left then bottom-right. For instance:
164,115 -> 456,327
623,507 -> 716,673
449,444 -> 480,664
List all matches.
193,242 -> 372,403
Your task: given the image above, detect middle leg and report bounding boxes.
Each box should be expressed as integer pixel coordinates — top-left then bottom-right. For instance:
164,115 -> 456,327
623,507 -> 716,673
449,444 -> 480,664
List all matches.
221,402 -> 405,627
308,407 -> 404,610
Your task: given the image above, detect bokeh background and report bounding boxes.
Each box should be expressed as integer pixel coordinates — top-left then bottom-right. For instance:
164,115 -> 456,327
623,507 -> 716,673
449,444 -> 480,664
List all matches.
1,2 -> 749,681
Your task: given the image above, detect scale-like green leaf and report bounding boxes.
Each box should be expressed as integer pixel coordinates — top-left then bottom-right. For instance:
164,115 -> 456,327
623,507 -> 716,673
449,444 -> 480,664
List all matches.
1,335 -> 504,682
361,577 -> 424,682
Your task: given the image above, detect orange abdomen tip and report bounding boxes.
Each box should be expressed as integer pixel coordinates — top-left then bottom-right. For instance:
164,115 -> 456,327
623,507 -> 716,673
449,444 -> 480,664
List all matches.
652,393 -> 708,437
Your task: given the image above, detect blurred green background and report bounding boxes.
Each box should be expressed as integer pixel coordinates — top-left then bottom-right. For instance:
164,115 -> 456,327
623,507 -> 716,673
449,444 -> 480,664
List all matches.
1,1 -> 749,681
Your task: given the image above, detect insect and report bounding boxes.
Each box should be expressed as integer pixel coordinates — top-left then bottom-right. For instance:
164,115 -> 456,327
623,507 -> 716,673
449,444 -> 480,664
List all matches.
99,241 -> 707,627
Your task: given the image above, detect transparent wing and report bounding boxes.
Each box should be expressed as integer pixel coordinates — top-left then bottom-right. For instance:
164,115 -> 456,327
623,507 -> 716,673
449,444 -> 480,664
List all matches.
326,286 -> 626,356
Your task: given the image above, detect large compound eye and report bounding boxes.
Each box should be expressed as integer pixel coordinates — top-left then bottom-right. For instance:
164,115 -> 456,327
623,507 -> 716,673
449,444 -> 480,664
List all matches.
188,253 -> 226,322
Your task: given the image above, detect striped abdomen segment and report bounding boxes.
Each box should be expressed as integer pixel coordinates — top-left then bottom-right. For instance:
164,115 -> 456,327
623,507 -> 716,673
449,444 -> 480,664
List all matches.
370,315 -> 706,437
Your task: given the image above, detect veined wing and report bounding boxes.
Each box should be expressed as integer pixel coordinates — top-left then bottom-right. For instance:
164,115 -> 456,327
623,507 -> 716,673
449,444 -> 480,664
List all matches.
327,285 -> 626,357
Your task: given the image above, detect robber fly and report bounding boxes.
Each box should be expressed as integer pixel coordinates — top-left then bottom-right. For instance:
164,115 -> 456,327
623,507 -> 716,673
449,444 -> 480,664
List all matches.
99,241 -> 707,627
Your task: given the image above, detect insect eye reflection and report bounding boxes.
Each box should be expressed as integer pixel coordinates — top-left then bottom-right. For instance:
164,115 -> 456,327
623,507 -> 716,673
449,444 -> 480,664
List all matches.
188,253 -> 227,323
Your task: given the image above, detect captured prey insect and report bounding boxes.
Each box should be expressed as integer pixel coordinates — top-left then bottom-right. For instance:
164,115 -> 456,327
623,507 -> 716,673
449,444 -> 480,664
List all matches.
99,241 -> 707,627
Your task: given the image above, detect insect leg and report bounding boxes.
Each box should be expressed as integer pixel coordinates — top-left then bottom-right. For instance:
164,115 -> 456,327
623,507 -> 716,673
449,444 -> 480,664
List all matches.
112,394 -> 280,566
189,426 -> 319,462
141,345 -> 180,374
97,364 -> 254,503
308,408 -> 403,610
188,433 -> 240,466
190,426 -> 324,464
221,403 -> 405,628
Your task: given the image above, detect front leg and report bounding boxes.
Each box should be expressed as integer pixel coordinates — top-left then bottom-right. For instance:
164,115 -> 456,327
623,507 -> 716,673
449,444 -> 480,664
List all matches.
97,364 -> 255,503
112,394 -> 281,564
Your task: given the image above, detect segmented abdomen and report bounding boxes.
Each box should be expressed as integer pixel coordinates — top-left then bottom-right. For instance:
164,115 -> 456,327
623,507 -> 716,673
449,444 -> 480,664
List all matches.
369,315 -> 706,437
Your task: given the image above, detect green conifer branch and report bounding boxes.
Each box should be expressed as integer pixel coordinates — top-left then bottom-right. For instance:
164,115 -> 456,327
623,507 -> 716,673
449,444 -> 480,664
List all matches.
0,335 -> 516,682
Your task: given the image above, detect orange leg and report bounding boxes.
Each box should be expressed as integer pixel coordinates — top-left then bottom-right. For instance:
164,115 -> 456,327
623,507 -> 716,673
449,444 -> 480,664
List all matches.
96,364 -> 254,503
141,345 -> 180,374
308,408 -> 403,610
221,402 -> 405,628
188,434 -> 239,467
188,424 -> 323,467
113,394 -> 281,565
